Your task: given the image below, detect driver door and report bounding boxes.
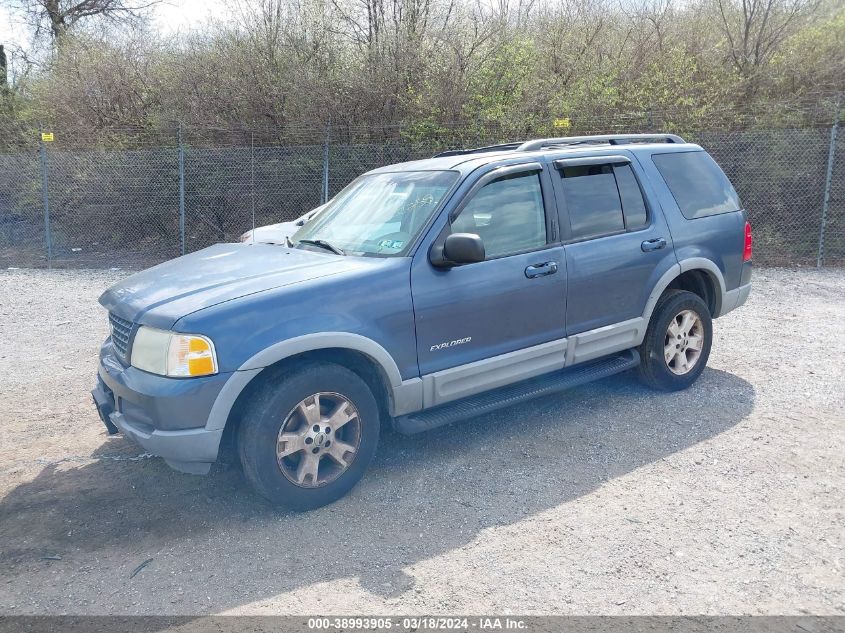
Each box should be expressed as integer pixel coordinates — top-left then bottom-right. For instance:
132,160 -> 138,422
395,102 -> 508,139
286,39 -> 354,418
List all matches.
411,162 -> 568,394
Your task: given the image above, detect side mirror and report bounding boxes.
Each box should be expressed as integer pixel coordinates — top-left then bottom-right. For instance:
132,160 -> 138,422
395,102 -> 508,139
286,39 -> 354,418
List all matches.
442,232 -> 485,265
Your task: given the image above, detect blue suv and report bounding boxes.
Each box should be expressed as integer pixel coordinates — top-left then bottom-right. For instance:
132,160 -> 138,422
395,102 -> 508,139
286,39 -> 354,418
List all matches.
92,134 -> 753,510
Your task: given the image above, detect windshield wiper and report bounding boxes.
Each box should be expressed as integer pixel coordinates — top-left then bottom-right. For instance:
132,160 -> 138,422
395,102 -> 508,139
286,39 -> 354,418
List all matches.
297,238 -> 345,256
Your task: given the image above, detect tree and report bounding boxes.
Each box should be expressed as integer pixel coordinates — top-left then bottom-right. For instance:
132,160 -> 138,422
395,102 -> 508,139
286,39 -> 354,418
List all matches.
6,0 -> 164,43
714,0 -> 820,89
0,44 -> 7,88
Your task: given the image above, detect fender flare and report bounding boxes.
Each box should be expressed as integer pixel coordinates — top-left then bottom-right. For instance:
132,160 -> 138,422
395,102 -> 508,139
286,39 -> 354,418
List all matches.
642,258 -> 727,325
205,333 -> 408,431
678,257 -> 727,317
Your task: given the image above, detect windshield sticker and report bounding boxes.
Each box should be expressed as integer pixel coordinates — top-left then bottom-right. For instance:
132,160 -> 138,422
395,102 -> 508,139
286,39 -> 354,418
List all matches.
378,239 -> 404,249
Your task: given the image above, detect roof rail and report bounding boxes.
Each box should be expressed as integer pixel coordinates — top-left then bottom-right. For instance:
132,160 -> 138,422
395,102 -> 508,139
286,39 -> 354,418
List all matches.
433,142 -> 524,158
433,133 -> 686,159
517,133 -> 685,152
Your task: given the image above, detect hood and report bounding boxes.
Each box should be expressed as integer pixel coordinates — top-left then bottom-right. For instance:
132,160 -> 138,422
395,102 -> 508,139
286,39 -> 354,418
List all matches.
100,242 -> 370,329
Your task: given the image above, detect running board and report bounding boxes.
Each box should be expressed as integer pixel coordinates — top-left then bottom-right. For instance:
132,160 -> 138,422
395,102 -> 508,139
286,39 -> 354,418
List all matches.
393,349 -> 639,435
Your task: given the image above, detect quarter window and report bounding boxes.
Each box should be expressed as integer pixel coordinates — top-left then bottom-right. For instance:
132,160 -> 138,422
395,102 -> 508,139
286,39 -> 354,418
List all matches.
559,162 -> 649,240
451,171 -> 547,259
652,151 -> 741,219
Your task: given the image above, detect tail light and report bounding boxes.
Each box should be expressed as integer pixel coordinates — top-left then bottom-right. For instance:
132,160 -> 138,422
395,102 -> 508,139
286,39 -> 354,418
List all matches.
743,221 -> 753,262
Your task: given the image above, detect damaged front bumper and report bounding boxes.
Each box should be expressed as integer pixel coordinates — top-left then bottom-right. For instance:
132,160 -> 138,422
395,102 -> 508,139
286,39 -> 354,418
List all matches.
92,339 -> 230,474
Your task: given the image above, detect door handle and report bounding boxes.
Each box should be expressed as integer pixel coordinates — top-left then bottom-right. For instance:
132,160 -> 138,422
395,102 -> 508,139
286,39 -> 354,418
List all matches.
525,261 -> 559,278
641,237 -> 667,252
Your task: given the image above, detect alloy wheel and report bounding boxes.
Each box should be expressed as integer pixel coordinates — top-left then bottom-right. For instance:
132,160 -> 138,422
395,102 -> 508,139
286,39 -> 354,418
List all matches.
664,309 -> 705,375
276,392 -> 361,488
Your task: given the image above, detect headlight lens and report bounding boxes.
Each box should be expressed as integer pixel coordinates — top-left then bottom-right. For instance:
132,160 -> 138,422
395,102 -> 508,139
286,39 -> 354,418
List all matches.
130,326 -> 218,377
167,333 -> 217,377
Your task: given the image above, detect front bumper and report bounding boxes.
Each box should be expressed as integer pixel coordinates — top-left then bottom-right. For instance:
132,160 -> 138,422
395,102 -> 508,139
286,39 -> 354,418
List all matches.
92,339 -> 231,474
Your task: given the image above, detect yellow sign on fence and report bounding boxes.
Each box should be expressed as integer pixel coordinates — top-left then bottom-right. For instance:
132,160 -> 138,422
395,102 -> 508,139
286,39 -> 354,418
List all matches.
553,118 -> 571,129
41,132 -> 54,142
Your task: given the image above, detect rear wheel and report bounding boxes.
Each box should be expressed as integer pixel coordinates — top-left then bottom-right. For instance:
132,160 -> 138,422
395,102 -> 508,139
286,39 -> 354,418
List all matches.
637,290 -> 712,391
238,362 -> 379,510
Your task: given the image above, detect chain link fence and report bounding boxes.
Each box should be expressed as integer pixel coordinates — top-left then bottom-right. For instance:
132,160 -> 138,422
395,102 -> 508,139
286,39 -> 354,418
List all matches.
1,111 -> 843,269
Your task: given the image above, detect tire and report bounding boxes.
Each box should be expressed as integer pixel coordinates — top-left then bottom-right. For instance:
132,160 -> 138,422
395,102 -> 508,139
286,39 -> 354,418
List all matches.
237,361 -> 380,511
637,289 -> 713,391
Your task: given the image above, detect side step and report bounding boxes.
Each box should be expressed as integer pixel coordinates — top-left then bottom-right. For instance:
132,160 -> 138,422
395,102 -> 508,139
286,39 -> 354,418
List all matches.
393,349 -> 640,435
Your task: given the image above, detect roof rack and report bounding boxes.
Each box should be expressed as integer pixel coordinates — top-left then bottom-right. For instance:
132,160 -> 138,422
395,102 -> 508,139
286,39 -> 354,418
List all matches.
433,133 -> 685,158
517,133 -> 685,152
434,142 -> 525,158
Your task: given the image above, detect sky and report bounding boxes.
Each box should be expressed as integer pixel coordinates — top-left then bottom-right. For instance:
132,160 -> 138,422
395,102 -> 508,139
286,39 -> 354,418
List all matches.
0,0 -> 229,54
151,0 -> 230,33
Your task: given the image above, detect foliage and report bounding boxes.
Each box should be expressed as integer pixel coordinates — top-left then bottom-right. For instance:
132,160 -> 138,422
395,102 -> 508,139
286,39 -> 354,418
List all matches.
1,0 -> 843,143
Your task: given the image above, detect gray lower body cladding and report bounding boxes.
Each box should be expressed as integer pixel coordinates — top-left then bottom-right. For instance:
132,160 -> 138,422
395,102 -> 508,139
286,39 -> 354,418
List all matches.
393,349 -> 640,434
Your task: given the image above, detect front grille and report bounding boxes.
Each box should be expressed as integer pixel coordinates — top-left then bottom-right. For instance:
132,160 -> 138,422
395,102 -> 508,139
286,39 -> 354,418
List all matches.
109,313 -> 134,362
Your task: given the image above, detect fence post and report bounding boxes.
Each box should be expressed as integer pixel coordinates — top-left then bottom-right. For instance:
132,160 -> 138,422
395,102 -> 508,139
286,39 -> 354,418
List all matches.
322,122 -> 331,204
178,122 -> 186,256
817,97 -> 841,267
38,131 -> 53,269
250,130 -> 256,241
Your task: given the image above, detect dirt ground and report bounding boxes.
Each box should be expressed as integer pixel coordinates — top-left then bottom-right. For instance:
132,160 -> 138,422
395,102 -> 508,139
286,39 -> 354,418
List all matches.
0,267 -> 843,616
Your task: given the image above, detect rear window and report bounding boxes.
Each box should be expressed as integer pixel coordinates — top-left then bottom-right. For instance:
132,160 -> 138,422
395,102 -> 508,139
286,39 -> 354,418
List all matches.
652,151 -> 741,219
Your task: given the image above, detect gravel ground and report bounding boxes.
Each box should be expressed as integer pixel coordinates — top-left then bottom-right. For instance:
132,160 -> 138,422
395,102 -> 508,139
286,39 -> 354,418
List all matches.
0,267 -> 843,616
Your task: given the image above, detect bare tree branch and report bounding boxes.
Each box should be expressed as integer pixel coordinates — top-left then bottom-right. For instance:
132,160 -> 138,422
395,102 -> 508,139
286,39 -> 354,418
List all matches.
8,0 -> 164,44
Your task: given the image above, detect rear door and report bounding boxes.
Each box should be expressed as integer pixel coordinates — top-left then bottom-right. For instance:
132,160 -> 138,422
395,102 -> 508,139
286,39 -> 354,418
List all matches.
553,153 -> 675,335
648,149 -> 747,292
411,162 -> 567,378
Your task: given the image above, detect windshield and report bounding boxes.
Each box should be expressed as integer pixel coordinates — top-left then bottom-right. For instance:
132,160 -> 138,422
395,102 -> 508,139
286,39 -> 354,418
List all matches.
291,170 -> 459,256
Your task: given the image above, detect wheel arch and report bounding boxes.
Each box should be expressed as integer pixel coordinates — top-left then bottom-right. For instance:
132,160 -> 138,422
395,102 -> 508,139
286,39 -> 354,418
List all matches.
206,333 -> 411,438
667,269 -> 720,317
643,259 -> 727,324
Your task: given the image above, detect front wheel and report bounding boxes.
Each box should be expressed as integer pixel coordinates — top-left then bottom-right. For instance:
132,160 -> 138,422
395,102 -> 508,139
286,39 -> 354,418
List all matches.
237,362 -> 380,511
637,290 -> 713,391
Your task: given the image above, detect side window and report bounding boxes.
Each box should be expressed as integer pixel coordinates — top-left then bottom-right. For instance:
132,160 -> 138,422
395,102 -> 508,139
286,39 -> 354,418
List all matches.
652,151 -> 741,219
559,162 -> 650,240
615,164 -> 648,230
452,171 -> 547,259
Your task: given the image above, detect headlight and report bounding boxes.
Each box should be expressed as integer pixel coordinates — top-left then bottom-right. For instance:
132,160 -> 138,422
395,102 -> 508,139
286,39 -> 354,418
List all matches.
239,230 -> 253,243
130,326 -> 218,377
